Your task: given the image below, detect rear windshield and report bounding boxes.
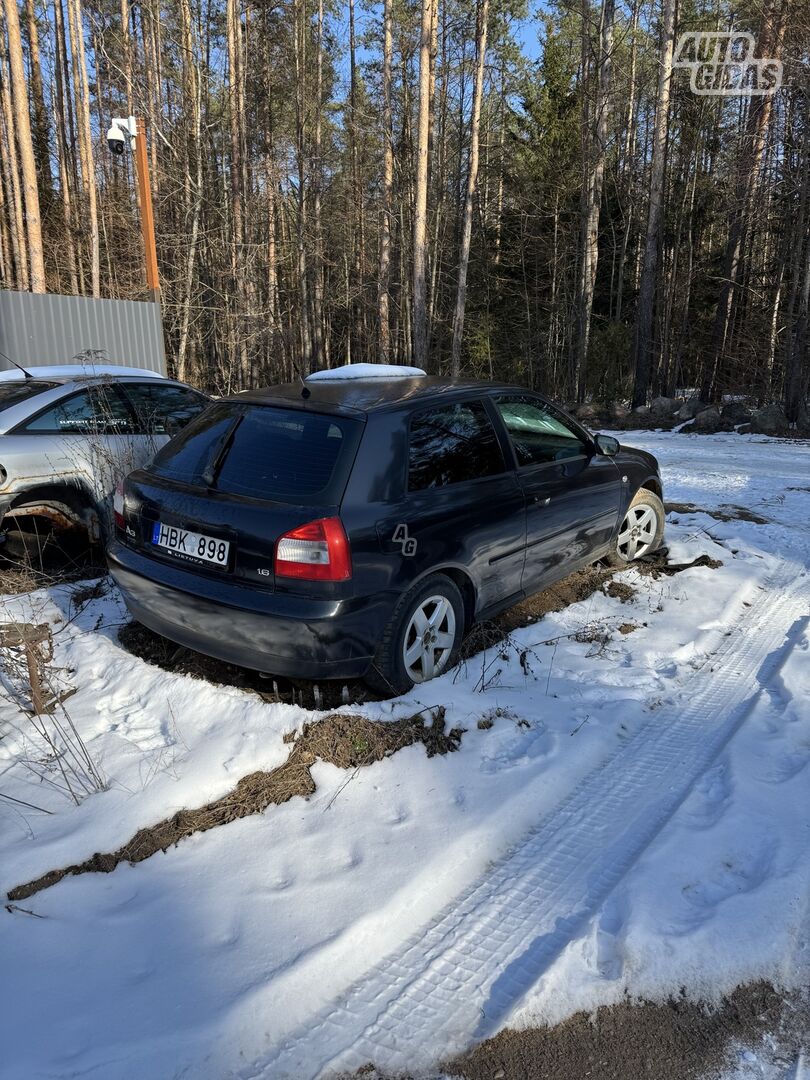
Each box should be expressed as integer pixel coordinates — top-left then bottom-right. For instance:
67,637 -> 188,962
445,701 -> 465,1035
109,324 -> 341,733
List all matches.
0,380 -> 59,412
151,403 -> 363,505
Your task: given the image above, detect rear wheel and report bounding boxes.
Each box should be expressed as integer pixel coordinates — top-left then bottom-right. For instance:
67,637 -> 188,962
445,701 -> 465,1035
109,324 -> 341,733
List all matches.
1,516 -> 89,570
366,573 -> 465,695
605,488 -> 665,567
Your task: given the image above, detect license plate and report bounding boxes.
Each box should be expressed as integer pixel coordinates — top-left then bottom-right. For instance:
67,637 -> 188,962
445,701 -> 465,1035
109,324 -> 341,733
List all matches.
152,522 -> 230,567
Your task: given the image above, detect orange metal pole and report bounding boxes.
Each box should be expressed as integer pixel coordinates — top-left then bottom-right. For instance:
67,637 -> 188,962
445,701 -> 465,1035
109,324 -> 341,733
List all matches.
133,117 -> 160,301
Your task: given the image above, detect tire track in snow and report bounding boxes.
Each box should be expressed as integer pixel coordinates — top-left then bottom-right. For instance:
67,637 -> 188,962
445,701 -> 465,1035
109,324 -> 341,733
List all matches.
246,561 -> 809,1080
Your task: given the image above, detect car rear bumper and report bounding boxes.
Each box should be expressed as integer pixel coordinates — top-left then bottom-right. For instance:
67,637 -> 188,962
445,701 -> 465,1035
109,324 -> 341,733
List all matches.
108,541 -> 392,680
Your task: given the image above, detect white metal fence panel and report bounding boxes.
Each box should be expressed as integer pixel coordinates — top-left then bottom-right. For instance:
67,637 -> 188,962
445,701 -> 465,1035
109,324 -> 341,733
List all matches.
0,290 -> 166,375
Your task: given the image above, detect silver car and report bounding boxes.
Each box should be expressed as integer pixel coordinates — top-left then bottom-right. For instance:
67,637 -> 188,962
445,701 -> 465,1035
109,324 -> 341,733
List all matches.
0,365 -> 208,561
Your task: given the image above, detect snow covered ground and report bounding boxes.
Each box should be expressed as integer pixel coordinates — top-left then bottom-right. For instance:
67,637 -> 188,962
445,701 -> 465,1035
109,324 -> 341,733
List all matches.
0,430 -> 808,1079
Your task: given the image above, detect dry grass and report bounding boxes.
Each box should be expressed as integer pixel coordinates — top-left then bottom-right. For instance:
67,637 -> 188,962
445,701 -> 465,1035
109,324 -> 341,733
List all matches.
666,501 -> 769,525
8,707 -> 463,902
496,565 -> 621,634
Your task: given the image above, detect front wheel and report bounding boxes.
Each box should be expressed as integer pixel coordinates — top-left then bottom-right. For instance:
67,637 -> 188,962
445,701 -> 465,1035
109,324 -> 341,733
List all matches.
366,573 -> 465,695
605,488 -> 665,567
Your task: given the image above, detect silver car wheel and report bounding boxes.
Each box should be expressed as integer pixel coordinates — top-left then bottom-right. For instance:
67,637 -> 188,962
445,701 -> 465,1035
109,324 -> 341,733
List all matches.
402,594 -> 457,683
617,503 -> 659,561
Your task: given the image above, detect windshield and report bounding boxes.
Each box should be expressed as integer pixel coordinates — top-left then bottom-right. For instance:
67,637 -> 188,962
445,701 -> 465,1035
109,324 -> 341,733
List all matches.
151,402 -> 363,505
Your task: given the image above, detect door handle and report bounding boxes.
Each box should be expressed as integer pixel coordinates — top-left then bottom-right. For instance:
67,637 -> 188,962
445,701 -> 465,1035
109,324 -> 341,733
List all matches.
533,495 -> 551,505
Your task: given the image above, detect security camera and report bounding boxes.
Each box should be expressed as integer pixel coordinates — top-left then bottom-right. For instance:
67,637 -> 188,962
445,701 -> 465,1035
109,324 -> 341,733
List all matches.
106,116 -> 137,155
107,123 -> 126,155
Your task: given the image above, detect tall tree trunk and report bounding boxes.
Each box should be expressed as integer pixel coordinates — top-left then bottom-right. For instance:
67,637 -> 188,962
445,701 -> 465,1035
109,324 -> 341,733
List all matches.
614,0 -> 639,321
266,158 -> 280,367
293,0 -> 312,371
22,0 -> 51,205
0,147 -> 8,283
702,0 -> 786,402
52,0 -> 77,291
451,0 -> 488,376
0,34 -> 28,288
120,0 -> 132,110
425,0 -> 440,334
412,0 -> 435,368
783,118 -> 810,422
573,0 -> 615,401
630,0 -> 676,409
377,0 -> 393,364
177,1 -> 202,383
4,0 -> 46,290
67,0 -> 100,295
312,0 -> 325,367
493,60 -> 506,267
226,0 -> 246,382
347,0 -> 364,361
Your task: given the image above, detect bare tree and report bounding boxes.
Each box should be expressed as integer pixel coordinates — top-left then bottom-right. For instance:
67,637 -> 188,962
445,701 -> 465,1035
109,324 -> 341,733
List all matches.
573,0 -> 615,400
66,0 -> 99,295
451,0 -> 489,376
378,0 -> 393,364
631,0 -> 676,409
702,0 -> 787,402
3,0 -> 45,291
412,0 -> 435,369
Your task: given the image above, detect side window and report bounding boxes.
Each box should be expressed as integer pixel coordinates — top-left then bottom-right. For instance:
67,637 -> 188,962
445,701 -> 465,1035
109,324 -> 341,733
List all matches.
19,386 -> 135,435
124,383 -> 207,435
495,396 -> 587,467
408,401 -> 506,491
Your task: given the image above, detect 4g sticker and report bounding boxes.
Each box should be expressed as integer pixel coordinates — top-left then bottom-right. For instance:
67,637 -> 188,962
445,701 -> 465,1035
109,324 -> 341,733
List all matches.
393,523 -> 417,557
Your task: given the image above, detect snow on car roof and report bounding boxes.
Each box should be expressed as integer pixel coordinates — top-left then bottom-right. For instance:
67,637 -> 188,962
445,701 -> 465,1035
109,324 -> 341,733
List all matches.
0,364 -> 166,382
306,363 -> 426,382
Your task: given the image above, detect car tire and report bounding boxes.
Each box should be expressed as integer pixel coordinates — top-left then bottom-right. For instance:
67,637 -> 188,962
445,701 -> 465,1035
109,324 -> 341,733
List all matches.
605,488 -> 665,567
366,573 -> 465,695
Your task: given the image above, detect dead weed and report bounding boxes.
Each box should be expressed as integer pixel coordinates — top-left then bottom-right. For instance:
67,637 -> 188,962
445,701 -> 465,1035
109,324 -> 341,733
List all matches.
497,565 -> 619,633
666,501 -> 769,525
8,708 -> 462,903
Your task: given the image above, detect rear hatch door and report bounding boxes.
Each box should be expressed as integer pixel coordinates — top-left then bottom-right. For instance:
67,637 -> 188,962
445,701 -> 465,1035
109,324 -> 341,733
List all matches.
122,401 -> 363,590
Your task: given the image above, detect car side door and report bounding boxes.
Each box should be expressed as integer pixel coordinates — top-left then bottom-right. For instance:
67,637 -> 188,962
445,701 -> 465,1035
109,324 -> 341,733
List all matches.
12,383 -> 140,529
14,383 -> 137,494
492,395 -> 622,593
375,399 -> 527,617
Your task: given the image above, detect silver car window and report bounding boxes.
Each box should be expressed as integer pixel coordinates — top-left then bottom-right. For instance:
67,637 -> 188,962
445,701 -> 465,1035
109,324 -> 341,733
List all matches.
17,386 -> 136,435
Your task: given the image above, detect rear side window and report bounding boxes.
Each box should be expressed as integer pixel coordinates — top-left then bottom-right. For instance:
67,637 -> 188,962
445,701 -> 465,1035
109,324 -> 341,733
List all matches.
408,401 -> 506,491
152,403 -> 362,505
0,380 -> 59,413
123,382 -> 207,434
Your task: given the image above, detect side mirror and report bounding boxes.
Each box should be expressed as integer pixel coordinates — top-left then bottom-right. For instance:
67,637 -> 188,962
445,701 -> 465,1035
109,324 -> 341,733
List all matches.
594,433 -> 620,457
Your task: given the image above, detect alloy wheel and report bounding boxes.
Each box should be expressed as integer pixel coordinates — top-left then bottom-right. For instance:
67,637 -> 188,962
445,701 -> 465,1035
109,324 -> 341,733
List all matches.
402,594 -> 457,683
617,503 -> 658,561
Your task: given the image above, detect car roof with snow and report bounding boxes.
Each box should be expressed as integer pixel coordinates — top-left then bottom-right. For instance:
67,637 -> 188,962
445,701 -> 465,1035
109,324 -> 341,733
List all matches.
230,365 -> 521,416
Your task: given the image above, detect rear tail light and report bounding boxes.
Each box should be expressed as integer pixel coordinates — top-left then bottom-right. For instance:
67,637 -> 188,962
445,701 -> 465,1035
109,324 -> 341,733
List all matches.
275,517 -> 351,581
113,480 -> 125,531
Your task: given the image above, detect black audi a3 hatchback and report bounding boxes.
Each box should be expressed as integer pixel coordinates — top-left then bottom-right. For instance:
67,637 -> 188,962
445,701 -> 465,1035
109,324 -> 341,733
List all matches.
108,366 -> 663,692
